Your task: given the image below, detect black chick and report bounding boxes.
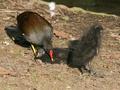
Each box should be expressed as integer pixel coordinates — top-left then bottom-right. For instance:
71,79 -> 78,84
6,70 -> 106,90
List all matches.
17,11 -> 54,62
67,24 -> 103,74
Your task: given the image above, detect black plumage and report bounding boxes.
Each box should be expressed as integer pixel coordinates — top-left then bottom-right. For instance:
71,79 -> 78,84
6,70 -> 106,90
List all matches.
67,24 -> 103,74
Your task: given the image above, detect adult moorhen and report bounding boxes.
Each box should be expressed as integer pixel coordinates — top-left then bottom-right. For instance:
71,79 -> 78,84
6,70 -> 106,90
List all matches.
17,11 -> 54,62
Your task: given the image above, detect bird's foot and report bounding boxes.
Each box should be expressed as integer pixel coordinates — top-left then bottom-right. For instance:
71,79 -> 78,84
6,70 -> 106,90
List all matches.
79,67 -> 104,78
79,65 -> 96,75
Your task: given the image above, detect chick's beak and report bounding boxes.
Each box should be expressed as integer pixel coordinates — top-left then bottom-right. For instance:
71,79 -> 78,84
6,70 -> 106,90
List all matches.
49,50 -> 54,62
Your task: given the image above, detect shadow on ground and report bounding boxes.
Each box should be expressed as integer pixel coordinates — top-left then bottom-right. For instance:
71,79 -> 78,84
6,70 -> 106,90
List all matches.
4,25 -> 68,64
5,25 -> 30,47
4,24 -> 103,74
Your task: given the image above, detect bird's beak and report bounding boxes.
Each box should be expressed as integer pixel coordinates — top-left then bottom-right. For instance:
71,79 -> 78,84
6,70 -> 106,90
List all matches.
49,50 -> 54,62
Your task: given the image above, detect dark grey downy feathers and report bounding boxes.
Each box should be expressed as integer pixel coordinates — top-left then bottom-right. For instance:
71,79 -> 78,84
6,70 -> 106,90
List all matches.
67,24 -> 103,74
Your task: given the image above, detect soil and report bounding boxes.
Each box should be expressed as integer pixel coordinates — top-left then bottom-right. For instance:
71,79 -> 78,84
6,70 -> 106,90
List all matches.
0,0 -> 120,90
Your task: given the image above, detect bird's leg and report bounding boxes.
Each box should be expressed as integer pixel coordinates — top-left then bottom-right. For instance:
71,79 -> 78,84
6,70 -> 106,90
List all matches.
79,63 -> 96,75
86,63 -> 104,77
85,64 -> 92,73
85,63 -> 96,75
79,65 -> 89,74
30,44 -> 37,59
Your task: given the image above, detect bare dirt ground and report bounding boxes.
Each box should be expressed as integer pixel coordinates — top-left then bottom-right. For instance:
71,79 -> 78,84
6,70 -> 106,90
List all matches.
0,0 -> 120,90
